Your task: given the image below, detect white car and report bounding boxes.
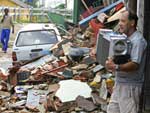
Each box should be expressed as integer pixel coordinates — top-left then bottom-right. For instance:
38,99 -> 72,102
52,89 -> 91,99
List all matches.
12,23 -> 61,62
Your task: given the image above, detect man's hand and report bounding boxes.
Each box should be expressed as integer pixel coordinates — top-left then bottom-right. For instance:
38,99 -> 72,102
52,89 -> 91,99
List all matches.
12,29 -> 14,34
12,25 -> 14,34
90,47 -> 96,57
105,57 -> 116,72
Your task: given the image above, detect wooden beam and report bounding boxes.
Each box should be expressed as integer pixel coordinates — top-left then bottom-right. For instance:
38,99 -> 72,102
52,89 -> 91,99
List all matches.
81,0 -> 92,14
79,0 -> 122,25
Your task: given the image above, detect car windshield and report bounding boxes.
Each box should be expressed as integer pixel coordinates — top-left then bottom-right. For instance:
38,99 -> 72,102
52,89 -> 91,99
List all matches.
16,29 -> 58,46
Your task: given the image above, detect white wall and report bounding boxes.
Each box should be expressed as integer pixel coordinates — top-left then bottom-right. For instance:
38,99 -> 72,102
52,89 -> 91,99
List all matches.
45,0 -> 65,8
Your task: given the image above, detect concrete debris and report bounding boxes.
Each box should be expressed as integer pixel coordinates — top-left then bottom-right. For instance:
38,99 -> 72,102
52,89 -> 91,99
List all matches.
48,84 -> 60,93
0,2 -> 124,112
0,68 -> 8,81
9,100 -> 26,108
91,91 -> 107,105
55,79 -> 92,102
71,64 -> 88,70
76,96 -> 97,112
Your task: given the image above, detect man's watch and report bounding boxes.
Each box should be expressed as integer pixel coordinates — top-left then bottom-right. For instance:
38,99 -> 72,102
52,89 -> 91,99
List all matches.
115,65 -> 120,71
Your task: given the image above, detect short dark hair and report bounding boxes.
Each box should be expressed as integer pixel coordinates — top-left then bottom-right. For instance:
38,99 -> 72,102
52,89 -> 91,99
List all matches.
4,8 -> 9,12
128,11 -> 138,26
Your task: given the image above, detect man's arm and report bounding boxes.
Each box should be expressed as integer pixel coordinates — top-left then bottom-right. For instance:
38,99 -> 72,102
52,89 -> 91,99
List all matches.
1,15 -> 5,23
118,61 -> 138,72
10,16 -> 14,33
106,35 -> 147,73
12,24 -> 14,34
105,58 -> 139,72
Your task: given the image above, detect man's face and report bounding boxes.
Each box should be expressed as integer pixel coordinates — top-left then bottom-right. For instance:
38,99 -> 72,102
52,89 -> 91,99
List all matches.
4,9 -> 9,15
118,11 -> 132,34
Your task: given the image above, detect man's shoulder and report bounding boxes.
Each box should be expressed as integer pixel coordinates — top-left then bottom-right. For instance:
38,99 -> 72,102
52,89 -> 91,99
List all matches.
132,31 -> 147,47
134,31 -> 143,37
132,31 -> 145,41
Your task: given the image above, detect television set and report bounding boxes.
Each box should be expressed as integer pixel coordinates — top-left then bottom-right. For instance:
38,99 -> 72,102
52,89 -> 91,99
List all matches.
96,29 -> 132,66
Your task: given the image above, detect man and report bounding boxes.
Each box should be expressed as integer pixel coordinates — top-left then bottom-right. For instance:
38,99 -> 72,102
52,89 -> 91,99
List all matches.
105,10 -> 147,113
1,8 -> 14,53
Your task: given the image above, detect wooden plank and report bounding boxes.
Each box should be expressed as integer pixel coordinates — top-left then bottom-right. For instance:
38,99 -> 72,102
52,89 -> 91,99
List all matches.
81,0 -> 92,14
107,7 -> 125,22
79,0 -> 122,25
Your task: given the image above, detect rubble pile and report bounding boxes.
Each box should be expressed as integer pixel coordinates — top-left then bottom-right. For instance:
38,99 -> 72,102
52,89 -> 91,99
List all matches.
0,36 -> 114,112
0,2 -> 125,112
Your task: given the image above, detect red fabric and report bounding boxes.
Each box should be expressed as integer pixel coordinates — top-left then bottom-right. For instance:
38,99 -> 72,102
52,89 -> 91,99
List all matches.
115,3 -> 124,11
89,19 -> 104,39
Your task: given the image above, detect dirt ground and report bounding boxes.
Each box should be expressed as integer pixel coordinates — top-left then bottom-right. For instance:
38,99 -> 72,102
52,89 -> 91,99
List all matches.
0,24 -> 24,56
0,24 -> 24,70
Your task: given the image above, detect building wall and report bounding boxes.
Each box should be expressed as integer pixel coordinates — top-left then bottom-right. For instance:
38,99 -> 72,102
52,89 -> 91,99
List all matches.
136,0 -> 150,111
143,0 -> 150,111
0,0 -> 30,22
0,0 -> 19,7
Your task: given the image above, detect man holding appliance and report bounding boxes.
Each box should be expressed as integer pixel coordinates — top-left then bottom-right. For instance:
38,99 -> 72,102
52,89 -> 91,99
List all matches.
105,10 -> 147,113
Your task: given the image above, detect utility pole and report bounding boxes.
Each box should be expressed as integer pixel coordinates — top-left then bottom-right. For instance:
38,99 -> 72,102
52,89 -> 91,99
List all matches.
42,0 -> 45,7
65,0 -> 67,8
124,0 -> 137,14
128,0 -> 137,14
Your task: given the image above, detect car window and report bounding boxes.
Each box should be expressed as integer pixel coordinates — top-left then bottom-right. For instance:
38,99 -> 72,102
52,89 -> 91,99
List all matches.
16,29 -> 58,46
